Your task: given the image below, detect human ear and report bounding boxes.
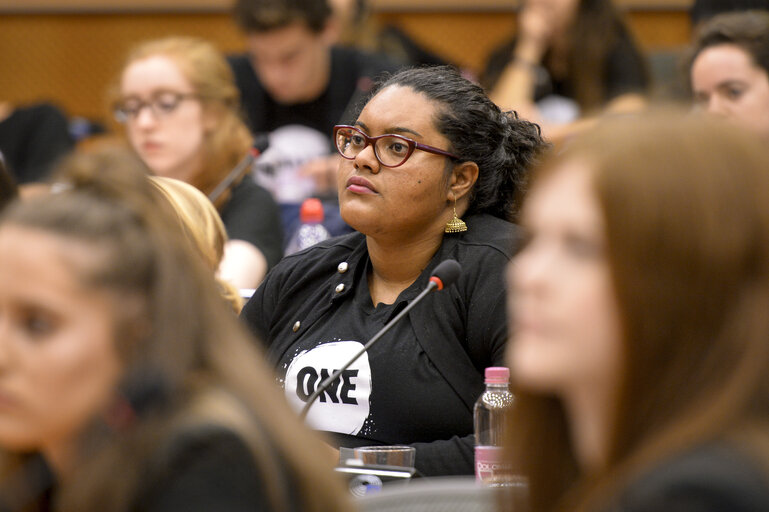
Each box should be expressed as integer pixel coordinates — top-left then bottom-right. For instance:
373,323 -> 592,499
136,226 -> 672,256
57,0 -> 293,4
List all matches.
448,161 -> 479,205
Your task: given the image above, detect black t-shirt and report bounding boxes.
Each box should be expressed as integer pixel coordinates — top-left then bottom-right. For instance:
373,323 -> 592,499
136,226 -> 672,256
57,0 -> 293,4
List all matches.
220,177 -> 284,270
228,46 -> 402,137
482,23 -> 648,106
0,103 -> 74,184
242,213 -> 517,476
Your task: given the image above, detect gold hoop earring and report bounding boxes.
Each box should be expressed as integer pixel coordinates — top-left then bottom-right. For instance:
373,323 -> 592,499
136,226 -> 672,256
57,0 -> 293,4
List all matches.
445,197 -> 467,233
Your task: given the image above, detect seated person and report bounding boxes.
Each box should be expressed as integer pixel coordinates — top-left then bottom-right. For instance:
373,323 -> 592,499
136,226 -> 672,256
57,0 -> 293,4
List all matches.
229,0 -> 402,208
112,37 -> 283,289
689,11 -> 769,145
241,66 -> 548,477
690,0 -> 769,28
0,154 -> 19,210
505,112 -> 769,511
0,101 -> 74,185
150,176 -> 244,312
328,0 -> 448,67
483,0 -> 648,141
0,149 -> 352,512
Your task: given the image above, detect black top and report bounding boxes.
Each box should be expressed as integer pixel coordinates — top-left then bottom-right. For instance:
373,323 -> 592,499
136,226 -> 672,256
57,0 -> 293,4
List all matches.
228,46 -> 401,137
220,177 -> 284,271
133,425 -> 295,512
482,24 -> 648,107
604,442 -> 769,512
0,103 -> 74,184
1,426 -> 296,512
241,214 -> 518,476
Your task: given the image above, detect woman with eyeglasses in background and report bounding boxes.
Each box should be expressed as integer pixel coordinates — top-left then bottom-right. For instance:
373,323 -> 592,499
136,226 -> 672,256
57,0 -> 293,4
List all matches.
112,37 -> 283,289
241,65 -> 548,477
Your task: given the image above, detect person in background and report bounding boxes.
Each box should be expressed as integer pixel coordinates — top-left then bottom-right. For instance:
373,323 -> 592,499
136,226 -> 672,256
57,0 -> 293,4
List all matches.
327,0 -> 448,67
229,0 -> 401,206
242,66 -> 547,477
483,0 -> 648,141
689,11 -> 769,145
690,0 -> 769,28
0,149 -> 353,512
0,155 -> 19,211
112,36 -> 283,290
150,176 -> 243,313
0,101 -> 74,186
505,112 -> 769,512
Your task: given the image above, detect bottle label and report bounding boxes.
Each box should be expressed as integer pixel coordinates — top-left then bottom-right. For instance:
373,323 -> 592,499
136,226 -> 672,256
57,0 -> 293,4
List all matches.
475,446 -> 513,484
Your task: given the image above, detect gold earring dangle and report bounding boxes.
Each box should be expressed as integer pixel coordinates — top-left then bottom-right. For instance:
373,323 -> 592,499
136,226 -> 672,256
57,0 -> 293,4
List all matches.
444,197 -> 467,233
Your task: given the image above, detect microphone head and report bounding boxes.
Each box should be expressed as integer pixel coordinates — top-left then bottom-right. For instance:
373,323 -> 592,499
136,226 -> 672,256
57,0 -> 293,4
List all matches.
429,259 -> 462,291
251,133 -> 270,156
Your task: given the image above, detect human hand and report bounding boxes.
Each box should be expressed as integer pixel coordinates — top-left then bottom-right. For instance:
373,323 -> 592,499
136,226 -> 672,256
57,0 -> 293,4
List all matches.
299,154 -> 341,196
517,1 -> 555,58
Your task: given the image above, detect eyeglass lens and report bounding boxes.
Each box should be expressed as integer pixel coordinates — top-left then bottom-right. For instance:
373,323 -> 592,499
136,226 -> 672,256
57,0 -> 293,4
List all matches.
114,92 -> 190,122
335,127 -> 413,167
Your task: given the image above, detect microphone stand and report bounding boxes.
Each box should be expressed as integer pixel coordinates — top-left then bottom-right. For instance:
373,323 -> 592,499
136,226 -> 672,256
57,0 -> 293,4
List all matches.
299,281 -> 439,420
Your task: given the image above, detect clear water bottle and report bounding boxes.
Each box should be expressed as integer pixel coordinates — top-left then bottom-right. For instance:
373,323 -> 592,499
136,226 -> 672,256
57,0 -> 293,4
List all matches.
285,198 -> 331,255
474,366 -> 515,486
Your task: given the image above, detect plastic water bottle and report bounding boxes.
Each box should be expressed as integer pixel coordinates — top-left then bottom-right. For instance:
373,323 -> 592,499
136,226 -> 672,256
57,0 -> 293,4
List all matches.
474,366 -> 515,486
285,198 -> 331,255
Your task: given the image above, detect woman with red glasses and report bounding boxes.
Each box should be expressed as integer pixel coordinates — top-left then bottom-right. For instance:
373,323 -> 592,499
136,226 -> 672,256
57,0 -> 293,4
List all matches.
242,65 -> 548,476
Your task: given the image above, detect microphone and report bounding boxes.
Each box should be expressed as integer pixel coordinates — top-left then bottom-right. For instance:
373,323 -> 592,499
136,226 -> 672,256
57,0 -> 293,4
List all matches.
208,134 -> 270,204
299,259 -> 462,420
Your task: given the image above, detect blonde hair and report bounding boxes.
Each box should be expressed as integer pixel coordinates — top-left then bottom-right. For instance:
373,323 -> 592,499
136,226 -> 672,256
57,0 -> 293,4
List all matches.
149,176 -> 243,312
112,37 -> 253,208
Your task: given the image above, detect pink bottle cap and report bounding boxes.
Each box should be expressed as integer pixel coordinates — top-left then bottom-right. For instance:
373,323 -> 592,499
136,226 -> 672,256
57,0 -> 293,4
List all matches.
484,366 -> 510,384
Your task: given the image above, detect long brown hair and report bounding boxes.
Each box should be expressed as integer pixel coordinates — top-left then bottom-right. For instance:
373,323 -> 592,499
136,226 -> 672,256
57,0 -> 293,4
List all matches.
565,0 -> 646,111
505,112 -> 769,512
0,149 -> 352,512
111,37 -> 253,209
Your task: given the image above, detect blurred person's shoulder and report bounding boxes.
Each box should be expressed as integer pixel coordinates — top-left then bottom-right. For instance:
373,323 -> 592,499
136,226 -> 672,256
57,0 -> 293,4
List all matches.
609,442 -> 769,512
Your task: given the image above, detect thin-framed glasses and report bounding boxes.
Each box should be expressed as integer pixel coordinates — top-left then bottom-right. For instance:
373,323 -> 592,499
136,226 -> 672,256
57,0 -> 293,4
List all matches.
333,125 -> 460,168
113,91 -> 199,123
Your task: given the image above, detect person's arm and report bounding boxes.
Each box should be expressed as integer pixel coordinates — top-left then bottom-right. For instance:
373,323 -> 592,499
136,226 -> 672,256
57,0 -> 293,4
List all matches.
541,93 -> 647,143
489,4 -> 552,113
411,435 -> 475,476
219,179 -> 284,287
218,240 -> 268,290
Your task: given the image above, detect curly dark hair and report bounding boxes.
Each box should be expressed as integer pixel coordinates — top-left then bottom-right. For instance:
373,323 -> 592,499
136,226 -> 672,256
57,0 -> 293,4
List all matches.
373,65 -> 549,220
232,0 -> 332,33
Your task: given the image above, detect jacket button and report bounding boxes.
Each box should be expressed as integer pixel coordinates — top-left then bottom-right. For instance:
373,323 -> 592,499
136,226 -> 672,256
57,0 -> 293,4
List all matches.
337,262 -> 349,273
335,283 -> 345,293
292,321 -> 301,332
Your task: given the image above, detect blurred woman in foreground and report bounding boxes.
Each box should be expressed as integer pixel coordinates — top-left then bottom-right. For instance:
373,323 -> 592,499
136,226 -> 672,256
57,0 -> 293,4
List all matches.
0,150 -> 351,512
506,113 -> 769,511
